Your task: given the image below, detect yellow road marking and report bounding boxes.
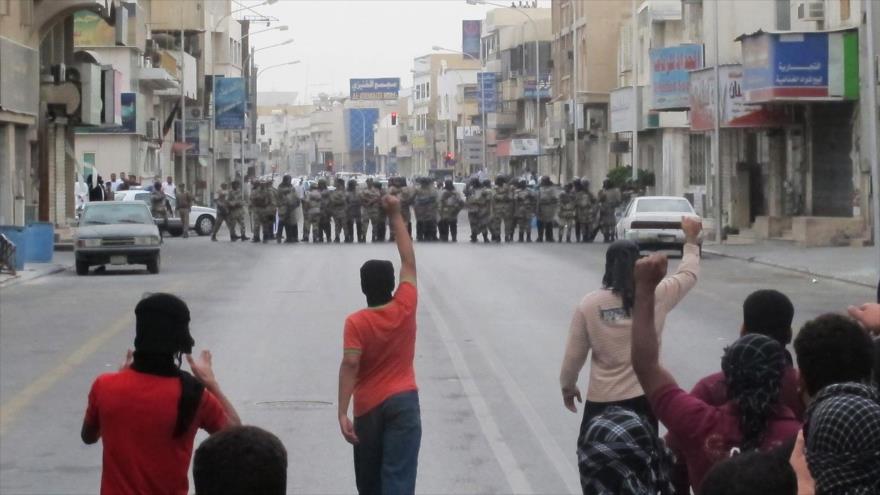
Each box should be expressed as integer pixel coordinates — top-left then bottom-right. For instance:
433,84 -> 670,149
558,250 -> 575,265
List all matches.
0,281 -> 187,435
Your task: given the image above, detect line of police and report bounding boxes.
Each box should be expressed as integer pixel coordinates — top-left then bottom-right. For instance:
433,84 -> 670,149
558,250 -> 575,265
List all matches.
207,174 -> 623,244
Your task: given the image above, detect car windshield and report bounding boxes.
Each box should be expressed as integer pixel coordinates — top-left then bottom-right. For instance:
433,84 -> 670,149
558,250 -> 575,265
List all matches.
81,204 -> 153,225
636,199 -> 694,213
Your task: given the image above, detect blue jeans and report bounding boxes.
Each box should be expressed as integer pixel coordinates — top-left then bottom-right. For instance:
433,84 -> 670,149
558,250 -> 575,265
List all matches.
353,390 -> 421,495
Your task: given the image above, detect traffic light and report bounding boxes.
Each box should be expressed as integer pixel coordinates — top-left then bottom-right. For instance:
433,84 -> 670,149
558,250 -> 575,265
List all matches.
390,112 -> 398,126
444,151 -> 455,166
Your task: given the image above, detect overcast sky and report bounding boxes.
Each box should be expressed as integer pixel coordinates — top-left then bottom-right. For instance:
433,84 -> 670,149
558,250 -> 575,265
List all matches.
240,0 -> 550,103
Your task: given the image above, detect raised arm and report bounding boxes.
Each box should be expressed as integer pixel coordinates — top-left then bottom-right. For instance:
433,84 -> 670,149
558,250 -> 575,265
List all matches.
631,254 -> 678,397
656,215 -> 702,310
383,195 -> 416,285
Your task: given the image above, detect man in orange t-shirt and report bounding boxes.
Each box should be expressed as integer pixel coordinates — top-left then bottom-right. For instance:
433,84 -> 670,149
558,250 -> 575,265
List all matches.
338,194 -> 421,494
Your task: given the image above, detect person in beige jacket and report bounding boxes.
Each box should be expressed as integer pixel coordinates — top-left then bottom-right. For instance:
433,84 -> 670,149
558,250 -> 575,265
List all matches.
560,216 -> 702,443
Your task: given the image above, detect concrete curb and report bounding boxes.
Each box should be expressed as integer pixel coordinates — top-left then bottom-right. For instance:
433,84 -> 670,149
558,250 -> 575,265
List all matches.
0,265 -> 69,289
703,248 -> 875,289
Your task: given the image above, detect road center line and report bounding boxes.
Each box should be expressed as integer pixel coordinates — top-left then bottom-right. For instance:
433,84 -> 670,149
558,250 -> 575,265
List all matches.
0,280 -> 187,435
420,284 -> 533,494
426,273 -> 581,495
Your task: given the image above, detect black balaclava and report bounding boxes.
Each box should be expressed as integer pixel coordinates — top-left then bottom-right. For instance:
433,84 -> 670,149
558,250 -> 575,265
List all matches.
602,240 -> 641,315
444,179 -> 454,191
132,293 -> 203,437
347,179 -> 357,192
360,260 -> 395,307
336,178 -> 345,189
282,175 -> 292,186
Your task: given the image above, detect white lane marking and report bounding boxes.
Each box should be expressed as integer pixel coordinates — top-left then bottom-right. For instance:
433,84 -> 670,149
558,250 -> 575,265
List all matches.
426,277 -> 581,495
421,287 -> 533,494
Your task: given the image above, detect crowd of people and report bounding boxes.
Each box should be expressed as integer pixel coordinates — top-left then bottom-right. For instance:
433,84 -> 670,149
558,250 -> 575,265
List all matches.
206,174 -> 627,245
79,194 -> 880,494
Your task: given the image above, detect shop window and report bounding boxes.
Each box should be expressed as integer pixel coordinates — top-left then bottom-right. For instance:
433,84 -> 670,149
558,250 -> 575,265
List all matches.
689,134 -> 707,186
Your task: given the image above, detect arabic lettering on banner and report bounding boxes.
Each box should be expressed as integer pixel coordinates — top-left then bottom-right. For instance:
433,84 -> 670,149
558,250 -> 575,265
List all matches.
689,65 -> 789,132
649,44 -> 704,110
741,32 -> 831,101
524,74 -> 551,99
349,78 -> 401,100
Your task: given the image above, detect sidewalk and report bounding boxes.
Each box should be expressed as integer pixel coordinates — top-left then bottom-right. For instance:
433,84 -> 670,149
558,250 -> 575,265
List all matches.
0,252 -> 72,289
704,241 -> 878,288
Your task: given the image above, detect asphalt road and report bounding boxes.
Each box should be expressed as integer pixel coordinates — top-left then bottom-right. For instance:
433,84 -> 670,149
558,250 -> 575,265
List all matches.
0,228 -> 874,494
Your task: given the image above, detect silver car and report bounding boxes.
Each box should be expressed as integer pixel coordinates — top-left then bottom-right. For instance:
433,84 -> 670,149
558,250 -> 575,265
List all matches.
74,202 -> 162,275
616,196 -> 701,253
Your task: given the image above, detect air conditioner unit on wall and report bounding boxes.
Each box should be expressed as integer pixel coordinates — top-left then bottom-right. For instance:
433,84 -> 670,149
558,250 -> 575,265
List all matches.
146,119 -> 160,140
797,1 -> 824,21
189,108 -> 202,119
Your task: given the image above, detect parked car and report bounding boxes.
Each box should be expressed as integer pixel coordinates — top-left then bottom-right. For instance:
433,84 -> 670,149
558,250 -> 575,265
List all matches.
74,201 -> 161,275
114,189 -> 216,236
616,196 -> 702,253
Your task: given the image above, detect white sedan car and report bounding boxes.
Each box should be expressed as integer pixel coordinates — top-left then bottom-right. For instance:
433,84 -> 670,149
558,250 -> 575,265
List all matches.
616,196 -> 701,252
114,189 -> 217,236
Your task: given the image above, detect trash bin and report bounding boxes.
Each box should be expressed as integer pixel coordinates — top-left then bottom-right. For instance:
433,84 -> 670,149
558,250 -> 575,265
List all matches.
26,222 -> 54,263
0,225 -> 28,271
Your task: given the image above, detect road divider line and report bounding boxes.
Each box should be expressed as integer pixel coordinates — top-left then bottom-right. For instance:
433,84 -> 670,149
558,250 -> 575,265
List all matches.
0,280 -> 187,435
421,285 -> 533,494
425,272 -> 581,495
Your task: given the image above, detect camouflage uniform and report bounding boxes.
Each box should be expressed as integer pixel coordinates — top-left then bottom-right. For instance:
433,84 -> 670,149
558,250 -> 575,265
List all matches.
598,183 -> 621,242
558,185 -> 577,242
210,184 -> 231,241
303,186 -> 325,242
328,179 -> 348,243
536,177 -> 559,242
249,181 -> 271,243
227,184 -> 247,241
344,180 -> 364,243
413,178 -> 439,242
277,177 -> 301,243
574,180 -> 597,243
319,183 -> 332,242
438,181 -> 464,242
465,180 -> 490,243
513,181 -> 537,242
150,187 -> 168,238
362,182 -> 385,242
478,180 -> 494,243
489,177 -> 515,242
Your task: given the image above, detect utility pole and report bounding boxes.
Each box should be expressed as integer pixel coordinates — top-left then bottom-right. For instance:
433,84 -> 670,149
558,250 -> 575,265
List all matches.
712,0 -> 723,245
571,1 -> 578,185
865,0 -> 879,271
179,23 -> 186,189
631,0 -> 639,183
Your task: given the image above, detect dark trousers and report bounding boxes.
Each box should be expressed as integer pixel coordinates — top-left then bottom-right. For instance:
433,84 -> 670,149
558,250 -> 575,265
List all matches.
536,220 -> 555,242
278,222 -> 298,243
354,391 -> 421,495
371,220 -> 386,242
321,217 -> 332,242
345,218 -> 364,243
577,395 -> 657,448
416,220 -> 437,241
438,220 -> 458,242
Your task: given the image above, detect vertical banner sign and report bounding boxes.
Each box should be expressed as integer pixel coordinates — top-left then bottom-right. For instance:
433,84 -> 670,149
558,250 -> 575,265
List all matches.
649,44 -> 704,110
214,77 -> 246,130
462,20 -> 482,60
478,72 -> 497,113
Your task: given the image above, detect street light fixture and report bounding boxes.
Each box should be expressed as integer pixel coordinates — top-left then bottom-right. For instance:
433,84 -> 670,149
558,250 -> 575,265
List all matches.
242,24 -> 289,40
465,0 -> 542,176
258,60 -> 300,77
432,45 -> 486,177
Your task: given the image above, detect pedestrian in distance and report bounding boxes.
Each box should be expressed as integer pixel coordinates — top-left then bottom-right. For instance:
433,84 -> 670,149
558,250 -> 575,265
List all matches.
176,184 -> 194,239
277,174 -> 301,243
193,425 -> 287,495
560,216 -> 701,439
338,194 -> 421,495
629,254 -> 801,493
227,181 -> 249,241
81,293 -> 241,495
150,181 -> 168,239
165,176 -> 177,197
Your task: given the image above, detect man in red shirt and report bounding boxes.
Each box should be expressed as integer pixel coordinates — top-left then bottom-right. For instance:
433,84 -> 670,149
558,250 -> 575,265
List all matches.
630,255 -> 801,494
81,293 -> 241,495
338,194 -> 420,494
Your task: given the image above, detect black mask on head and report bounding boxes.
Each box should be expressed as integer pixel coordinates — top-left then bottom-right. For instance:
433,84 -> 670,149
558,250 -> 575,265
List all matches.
360,260 -> 395,307
602,241 -> 641,315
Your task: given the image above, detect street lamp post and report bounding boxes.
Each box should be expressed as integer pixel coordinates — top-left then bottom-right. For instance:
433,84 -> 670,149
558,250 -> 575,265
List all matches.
432,46 -> 483,176
208,0 -> 281,203
467,0 -> 542,176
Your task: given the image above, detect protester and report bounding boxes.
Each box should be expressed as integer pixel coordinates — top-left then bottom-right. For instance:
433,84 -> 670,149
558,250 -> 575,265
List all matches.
700,450 -> 797,495
81,293 -> 241,495
560,216 -> 701,439
338,194 -> 421,494
629,254 -> 801,493
801,382 -> 880,495
577,406 -> 674,495
193,425 -> 287,495
88,174 -> 105,201
793,314 -> 874,400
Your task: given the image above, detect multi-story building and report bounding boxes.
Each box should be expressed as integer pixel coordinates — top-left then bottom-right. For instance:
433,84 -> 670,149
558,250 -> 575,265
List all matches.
550,0 -> 629,186
481,6 -> 552,178
436,64 -> 479,177
410,54 -> 479,176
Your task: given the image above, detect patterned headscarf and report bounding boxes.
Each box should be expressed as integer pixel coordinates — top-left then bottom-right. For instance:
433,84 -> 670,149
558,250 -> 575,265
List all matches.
805,382 -> 880,495
721,333 -> 785,451
578,407 -> 675,495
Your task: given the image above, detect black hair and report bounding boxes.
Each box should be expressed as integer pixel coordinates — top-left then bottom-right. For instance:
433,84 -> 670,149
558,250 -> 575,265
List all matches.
742,289 -> 794,345
794,313 -> 874,396
602,240 -> 640,315
360,260 -> 395,307
699,450 -> 796,495
193,425 -> 287,495
154,181 -> 162,190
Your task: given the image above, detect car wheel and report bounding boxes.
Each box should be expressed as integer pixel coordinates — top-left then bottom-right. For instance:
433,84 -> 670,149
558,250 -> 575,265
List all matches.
75,260 -> 89,275
196,215 -> 215,236
146,254 -> 160,274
